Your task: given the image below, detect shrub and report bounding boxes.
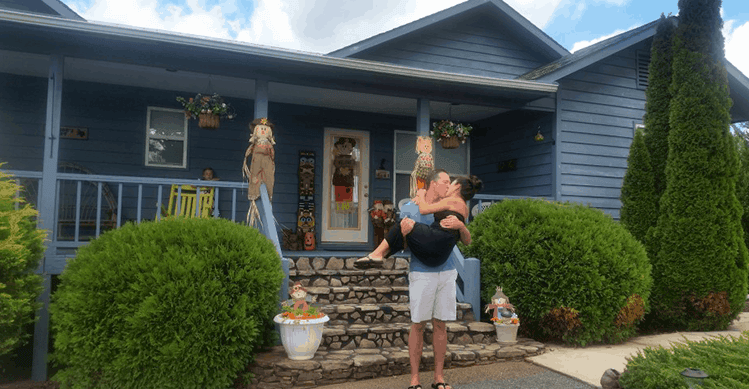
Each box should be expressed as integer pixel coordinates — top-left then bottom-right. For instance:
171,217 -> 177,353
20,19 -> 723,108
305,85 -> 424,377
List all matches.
0,166 -> 46,357
619,331 -> 749,389
50,217 -> 283,389
647,0 -> 749,331
461,199 -> 652,346
620,127 -> 657,246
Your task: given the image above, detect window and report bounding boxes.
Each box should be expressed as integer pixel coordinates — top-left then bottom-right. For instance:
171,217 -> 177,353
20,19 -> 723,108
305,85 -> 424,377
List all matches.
145,107 -> 188,168
392,131 -> 470,207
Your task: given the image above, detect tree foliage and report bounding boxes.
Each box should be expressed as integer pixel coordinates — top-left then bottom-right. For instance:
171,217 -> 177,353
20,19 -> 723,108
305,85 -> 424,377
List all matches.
620,128 -> 657,245
0,165 -> 46,356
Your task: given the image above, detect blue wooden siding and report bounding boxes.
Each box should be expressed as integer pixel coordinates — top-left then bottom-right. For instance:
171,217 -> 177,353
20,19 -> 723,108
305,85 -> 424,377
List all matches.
0,0 -> 57,15
470,111 -> 554,197
352,13 -> 548,79
1,72 -> 413,247
556,42 -> 649,218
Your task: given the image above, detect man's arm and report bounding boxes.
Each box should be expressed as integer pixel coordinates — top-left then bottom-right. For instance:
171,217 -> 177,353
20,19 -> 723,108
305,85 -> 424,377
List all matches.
440,215 -> 471,245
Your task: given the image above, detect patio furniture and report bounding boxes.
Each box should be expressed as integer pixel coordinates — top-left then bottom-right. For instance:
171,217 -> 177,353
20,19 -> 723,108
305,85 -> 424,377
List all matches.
165,184 -> 215,218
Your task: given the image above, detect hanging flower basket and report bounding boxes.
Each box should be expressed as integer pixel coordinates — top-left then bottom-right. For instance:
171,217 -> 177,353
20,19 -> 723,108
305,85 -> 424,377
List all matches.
176,93 -> 235,130
431,120 -> 472,149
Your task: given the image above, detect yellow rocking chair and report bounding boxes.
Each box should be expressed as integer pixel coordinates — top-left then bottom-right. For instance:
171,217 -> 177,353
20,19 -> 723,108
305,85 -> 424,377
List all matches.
164,185 -> 215,218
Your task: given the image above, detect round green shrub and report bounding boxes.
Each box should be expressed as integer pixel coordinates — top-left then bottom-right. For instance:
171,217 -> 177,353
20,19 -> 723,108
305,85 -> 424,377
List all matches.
461,199 -> 653,346
50,217 -> 283,389
0,167 -> 45,356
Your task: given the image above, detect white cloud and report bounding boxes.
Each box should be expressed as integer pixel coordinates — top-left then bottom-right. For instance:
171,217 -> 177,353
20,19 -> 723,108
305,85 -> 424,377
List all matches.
569,28 -> 629,53
724,19 -> 749,77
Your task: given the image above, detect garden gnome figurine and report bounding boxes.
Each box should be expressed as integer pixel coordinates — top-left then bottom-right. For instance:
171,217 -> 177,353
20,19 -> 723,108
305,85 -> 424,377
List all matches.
242,118 -> 276,226
485,286 -> 515,319
410,136 -> 434,198
282,282 -> 316,311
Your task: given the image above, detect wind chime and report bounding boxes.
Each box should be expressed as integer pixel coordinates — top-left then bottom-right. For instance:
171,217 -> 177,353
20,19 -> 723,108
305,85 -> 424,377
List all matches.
242,117 -> 276,226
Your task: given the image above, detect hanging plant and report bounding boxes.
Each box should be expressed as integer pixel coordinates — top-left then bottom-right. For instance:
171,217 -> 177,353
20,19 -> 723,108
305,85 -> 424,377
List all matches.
176,93 -> 236,129
431,120 -> 472,149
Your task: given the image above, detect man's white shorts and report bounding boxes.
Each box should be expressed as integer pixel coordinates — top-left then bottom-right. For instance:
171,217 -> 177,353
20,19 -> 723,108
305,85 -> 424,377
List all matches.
408,269 -> 458,323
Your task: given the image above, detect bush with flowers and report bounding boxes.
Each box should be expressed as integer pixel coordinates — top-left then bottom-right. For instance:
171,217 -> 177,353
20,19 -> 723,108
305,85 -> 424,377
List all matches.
430,120 -> 472,144
491,316 -> 520,325
176,93 -> 235,120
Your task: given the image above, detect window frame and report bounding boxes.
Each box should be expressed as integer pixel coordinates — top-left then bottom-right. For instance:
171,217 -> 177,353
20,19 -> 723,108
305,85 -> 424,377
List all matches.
144,106 -> 189,169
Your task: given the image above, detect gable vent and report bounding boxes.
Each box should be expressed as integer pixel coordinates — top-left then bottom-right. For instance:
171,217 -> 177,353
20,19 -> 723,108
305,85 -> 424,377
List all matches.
636,50 -> 651,90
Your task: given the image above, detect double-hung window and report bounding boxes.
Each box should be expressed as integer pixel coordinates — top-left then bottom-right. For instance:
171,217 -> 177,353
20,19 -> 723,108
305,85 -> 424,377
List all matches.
145,107 -> 188,168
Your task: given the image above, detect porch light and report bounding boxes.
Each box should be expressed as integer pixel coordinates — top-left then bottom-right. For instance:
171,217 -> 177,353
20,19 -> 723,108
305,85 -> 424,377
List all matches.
680,368 -> 708,388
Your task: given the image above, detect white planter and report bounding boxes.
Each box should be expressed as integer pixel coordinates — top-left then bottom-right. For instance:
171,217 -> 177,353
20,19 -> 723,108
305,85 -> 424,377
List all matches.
274,314 -> 330,360
495,323 -> 519,344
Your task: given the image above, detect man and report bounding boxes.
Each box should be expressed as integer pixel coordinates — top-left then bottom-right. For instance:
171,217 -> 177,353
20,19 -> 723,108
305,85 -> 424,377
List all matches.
400,169 -> 469,389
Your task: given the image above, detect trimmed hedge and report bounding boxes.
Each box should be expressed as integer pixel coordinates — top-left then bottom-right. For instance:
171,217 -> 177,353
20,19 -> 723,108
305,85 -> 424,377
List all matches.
0,167 -> 46,356
619,332 -> 749,389
461,199 -> 652,346
50,217 -> 283,389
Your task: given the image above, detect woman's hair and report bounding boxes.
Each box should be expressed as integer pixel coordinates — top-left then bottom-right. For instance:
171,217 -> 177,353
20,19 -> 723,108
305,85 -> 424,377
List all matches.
453,175 -> 483,201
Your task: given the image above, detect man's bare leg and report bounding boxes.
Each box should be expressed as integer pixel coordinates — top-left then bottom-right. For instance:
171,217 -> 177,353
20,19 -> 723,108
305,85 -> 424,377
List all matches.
408,322 -> 425,387
432,319 -> 451,389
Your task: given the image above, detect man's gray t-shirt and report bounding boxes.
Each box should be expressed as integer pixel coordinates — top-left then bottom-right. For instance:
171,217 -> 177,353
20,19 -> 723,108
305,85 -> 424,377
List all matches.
399,202 -> 456,273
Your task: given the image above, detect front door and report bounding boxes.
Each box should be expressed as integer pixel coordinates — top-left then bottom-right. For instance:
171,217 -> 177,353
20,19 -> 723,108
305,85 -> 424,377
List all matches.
321,128 -> 370,243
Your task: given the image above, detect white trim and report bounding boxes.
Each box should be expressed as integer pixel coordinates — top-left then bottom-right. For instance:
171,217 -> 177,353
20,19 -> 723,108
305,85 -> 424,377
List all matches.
145,107 -> 188,169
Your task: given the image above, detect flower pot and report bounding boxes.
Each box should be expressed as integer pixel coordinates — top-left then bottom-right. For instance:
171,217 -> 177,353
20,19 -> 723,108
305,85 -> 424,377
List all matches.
439,136 -> 460,149
274,314 -> 329,360
199,113 -> 220,129
495,323 -> 519,344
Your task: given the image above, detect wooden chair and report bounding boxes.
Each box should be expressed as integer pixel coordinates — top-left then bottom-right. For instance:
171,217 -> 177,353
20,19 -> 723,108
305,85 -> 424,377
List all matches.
165,184 -> 215,218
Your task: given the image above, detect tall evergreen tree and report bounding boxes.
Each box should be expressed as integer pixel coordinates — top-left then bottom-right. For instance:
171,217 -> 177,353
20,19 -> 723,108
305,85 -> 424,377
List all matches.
643,15 -> 676,199
649,0 -> 749,330
620,128 -> 657,244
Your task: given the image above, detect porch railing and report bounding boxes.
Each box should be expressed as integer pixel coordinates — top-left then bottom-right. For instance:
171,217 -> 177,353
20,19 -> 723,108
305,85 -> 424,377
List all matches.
3,169 -> 284,276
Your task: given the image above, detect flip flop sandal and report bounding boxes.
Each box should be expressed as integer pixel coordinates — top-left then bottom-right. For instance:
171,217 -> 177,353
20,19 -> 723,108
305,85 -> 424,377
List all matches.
407,386 -> 423,389
353,255 -> 383,269
432,383 -> 450,389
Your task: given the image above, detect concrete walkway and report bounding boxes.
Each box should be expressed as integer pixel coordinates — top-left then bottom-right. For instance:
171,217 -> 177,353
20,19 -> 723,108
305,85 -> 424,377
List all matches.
316,312 -> 749,389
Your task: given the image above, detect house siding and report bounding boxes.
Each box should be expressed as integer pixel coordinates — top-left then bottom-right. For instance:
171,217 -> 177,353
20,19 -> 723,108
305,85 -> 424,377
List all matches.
556,43 -> 649,218
352,13 -> 547,79
471,111 -> 554,197
1,72 -> 413,247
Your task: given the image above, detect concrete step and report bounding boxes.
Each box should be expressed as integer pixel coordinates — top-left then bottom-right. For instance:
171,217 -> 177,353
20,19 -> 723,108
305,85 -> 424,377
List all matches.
302,285 -> 410,305
287,255 -> 410,273
288,269 -> 410,289
320,320 -> 494,350
319,302 -> 475,326
247,339 -> 547,388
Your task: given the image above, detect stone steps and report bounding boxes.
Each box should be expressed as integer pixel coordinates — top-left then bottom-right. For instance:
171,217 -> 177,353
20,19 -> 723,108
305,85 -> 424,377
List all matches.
301,285 -> 410,305
289,269 -> 409,288
320,320 -> 494,350
247,338 -> 547,388
320,302 -> 474,326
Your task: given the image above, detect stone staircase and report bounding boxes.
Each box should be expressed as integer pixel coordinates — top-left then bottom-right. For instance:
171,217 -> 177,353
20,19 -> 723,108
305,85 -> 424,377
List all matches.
244,255 -> 547,388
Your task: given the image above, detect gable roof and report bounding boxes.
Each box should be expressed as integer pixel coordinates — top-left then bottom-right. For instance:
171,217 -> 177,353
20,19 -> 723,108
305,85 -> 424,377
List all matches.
328,0 -> 568,60
0,0 -> 84,20
519,18 -> 662,82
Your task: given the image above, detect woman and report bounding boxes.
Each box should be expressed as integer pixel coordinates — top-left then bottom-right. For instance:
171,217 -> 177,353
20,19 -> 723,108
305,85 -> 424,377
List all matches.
354,174 -> 483,269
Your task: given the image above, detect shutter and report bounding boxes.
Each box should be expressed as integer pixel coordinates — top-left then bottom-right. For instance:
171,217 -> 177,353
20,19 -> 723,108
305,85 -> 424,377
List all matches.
636,50 -> 651,90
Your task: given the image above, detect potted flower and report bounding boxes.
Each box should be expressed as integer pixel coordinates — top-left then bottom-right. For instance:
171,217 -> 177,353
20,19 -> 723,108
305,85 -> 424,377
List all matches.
485,286 -> 519,344
431,120 -> 472,149
176,93 -> 235,129
274,284 -> 329,360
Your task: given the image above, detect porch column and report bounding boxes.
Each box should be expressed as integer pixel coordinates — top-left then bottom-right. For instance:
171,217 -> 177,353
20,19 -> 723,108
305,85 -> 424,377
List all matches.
32,54 -> 64,381
255,79 -> 268,119
416,98 -> 430,136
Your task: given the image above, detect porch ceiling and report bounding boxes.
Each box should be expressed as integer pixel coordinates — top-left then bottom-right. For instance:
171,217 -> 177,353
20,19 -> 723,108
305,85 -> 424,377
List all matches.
0,9 -> 557,122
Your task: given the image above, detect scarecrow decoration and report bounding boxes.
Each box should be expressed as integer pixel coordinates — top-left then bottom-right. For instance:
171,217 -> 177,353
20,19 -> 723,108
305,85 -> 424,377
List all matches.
410,136 -> 434,198
485,286 -> 516,321
281,282 -> 317,312
332,137 -> 357,212
242,118 -> 276,226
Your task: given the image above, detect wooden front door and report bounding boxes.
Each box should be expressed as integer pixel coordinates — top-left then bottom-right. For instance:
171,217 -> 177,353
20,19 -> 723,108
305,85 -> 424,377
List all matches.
321,128 -> 370,243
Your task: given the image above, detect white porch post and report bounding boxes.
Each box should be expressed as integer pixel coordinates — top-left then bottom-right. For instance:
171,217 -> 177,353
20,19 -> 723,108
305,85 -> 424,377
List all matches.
416,98 -> 430,136
32,54 -> 64,381
255,79 -> 268,119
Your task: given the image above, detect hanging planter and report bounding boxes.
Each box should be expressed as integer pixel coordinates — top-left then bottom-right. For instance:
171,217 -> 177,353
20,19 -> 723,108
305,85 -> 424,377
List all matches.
177,93 -> 235,130
431,120 -> 472,149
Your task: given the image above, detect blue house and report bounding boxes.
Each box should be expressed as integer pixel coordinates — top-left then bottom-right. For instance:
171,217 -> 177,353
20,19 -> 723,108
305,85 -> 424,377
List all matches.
3,0 -> 749,380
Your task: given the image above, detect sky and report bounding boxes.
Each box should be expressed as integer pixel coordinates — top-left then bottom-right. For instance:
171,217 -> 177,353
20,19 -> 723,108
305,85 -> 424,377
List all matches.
60,0 -> 749,76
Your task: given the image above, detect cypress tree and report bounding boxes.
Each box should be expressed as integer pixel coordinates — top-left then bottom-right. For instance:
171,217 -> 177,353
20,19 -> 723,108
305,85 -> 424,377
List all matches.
620,128 -> 657,244
643,15 -> 676,199
649,0 -> 749,330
